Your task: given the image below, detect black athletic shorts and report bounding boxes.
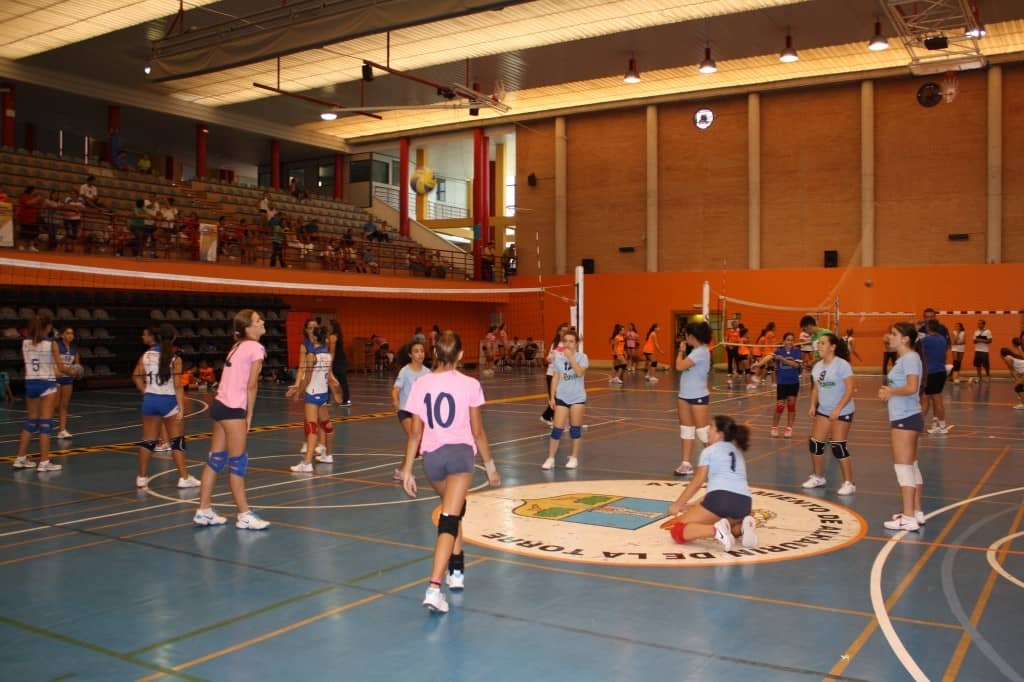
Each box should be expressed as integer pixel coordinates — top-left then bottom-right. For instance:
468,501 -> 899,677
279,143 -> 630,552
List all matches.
701,490 -> 752,520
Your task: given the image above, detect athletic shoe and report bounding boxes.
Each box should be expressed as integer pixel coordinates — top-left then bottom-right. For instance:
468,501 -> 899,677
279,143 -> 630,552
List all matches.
674,461 -> 694,476
236,511 -> 270,530
783,427 -> 793,438
36,460 -> 62,472
423,586 -> 449,613
155,441 -> 171,452
770,427 -> 779,437
746,383 -> 758,391
193,508 -> 227,526
446,570 -> 465,591
646,376 -> 659,384
177,475 -> 201,488
883,513 -> 920,532
299,443 -> 308,454
290,461 -> 313,473
802,474 -> 827,489
314,444 -> 327,456
315,453 -> 334,464
741,515 -> 758,548
341,401 -> 352,406
540,416 -> 553,427
609,377 -> 623,385
565,456 -> 578,469
926,422 -> 942,434
13,457 -> 36,469
136,476 -> 148,488
914,510 -> 927,526
56,429 -> 72,439
837,481 -> 857,496
541,457 -> 555,470
713,518 -> 735,551
1015,404 -> 1024,410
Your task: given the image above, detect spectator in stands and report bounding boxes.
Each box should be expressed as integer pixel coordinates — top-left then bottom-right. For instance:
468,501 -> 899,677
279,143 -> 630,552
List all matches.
342,227 -> 355,247
364,216 -> 390,242
481,241 -> 496,281
502,242 -> 518,279
182,211 -> 200,260
137,153 -> 153,174
16,186 -> 42,252
115,151 -> 131,172
237,217 -> 256,265
321,239 -> 339,270
362,245 -> 379,274
143,195 -> 160,257
299,217 -> 319,244
257,191 -> 273,225
129,199 -> 147,257
288,178 -> 309,201
268,212 -> 286,268
63,192 -> 85,251
0,184 -> 9,203
78,176 -> 103,209
408,248 -> 426,276
216,215 -> 236,258
43,190 -> 62,251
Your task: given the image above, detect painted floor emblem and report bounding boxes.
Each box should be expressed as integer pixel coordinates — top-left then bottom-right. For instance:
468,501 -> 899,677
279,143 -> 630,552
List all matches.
464,480 -> 866,567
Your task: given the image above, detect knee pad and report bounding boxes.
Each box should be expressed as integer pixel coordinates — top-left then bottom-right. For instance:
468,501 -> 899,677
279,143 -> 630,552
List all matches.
894,463 -> 916,487
774,402 -> 785,415
23,419 -> 40,434
304,421 -> 318,436
437,513 -> 460,539
696,426 -> 710,443
913,461 -> 923,485
650,360 -> 658,368
669,521 -> 687,544
228,452 -> 249,477
787,398 -> 797,413
680,425 -> 696,441
138,440 -> 158,453
319,420 -> 334,434
569,425 -> 582,439
1015,384 -> 1024,394
38,419 -> 55,436
170,435 -> 187,452
830,441 -> 850,460
550,427 -> 564,441
809,438 -> 826,456
207,450 -> 228,473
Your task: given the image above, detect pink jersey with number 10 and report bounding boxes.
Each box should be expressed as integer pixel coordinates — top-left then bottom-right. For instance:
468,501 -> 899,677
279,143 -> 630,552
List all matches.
405,370 -> 485,455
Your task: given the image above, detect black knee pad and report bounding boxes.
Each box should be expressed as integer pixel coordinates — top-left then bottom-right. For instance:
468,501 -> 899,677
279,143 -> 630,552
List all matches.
138,440 -> 158,453
1015,384 -> 1024,394
808,438 -> 826,456
830,441 -> 850,460
170,435 -> 187,452
437,513 -> 460,539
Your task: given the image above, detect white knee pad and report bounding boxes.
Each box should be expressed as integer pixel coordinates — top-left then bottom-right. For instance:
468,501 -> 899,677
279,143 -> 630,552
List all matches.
680,425 -> 696,440
695,426 -> 710,443
894,463 -> 916,487
913,461 -> 923,485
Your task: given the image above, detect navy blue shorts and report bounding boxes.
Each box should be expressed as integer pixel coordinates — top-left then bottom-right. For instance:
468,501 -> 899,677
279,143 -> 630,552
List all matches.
815,410 -> 853,423
397,409 -> 413,423
891,413 -> 924,431
422,443 -> 476,482
555,398 -> 585,408
211,399 -> 246,422
701,490 -> 752,520
924,372 -> 947,395
776,383 -> 799,400
678,395 -> 709,405
57,377 -> 74,386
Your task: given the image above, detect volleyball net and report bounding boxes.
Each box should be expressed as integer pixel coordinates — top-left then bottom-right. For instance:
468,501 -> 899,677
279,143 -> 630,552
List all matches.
713,285 -> 839,352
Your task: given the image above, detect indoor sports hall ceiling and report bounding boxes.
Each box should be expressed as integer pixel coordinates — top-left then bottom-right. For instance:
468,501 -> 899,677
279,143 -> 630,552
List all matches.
4,0 -> 1024,147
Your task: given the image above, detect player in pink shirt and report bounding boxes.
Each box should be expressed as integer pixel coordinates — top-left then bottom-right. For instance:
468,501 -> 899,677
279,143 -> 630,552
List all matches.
193,310 -> 270,530
400,330 -> 501,614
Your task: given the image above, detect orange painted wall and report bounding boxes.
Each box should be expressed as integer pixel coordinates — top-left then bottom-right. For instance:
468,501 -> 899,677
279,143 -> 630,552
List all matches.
514,119 -> 556,278
1003,63 -> 1024,263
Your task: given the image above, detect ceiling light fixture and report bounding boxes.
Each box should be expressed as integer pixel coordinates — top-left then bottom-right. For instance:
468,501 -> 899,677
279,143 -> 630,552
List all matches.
868,21 -> 889,51
623,56 -> 641,84
144,64 -> 151,75
320,111 -> 338,121
779,34 -> 799,63
965,3 -> 986,38
698,45 -> 717,74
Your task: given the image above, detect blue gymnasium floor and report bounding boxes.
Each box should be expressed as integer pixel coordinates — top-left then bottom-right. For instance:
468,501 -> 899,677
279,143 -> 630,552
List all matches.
1,367 -> 1022,682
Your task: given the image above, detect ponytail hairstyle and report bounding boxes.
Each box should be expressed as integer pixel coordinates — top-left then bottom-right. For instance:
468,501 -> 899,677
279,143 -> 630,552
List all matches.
686,321 -> 713,345
29,311 -> 53,344
819,332 -> 851,362
328,318 -> 343,342
311,324 -> 328,347
610,323 -> 622,341
226,309 -> 259,363
891,321 -> 918,351
645,323 -> 658,340
434,330 -> 463,367
156,323 -> 177,384
713,415 -> 751,452
551,323 -> 569,347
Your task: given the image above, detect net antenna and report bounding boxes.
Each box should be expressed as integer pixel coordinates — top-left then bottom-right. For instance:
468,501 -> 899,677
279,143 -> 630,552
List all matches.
941,70 -> 960,103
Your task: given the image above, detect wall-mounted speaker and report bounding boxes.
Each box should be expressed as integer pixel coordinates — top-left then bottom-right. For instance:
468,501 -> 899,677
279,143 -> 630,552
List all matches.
527,172 -> 537,187
824,250 -> 838,268
581,258 -> 595,274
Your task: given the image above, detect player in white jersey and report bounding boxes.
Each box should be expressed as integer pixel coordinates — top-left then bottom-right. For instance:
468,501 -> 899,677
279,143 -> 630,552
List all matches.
13,313 -> 64,472
132,323 -> 198,490
288,325 -> 335,472
1002,340 -> 1024,410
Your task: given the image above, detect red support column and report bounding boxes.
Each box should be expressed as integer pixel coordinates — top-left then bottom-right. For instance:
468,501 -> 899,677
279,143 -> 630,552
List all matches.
270,140 -> 281,189
195,123 -> 208,179
334,153 -> 343,200
2,85 -> 15,148
107,105 -> 121,164
399,138 -> 410,237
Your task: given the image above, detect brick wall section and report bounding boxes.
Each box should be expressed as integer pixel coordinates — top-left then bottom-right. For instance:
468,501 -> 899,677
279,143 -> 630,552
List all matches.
514,119 -> 556,278
1003,64 -> 1024,263
659,97 -> 749,271
761,85 -> 861,269
566,109 -> 647,274
875,72 -> 987,265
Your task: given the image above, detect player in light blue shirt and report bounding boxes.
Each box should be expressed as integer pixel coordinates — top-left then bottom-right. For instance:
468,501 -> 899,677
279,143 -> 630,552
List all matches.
802,333 -> 857,496
674,322 -> 713,478
665,415 -> 757,552
879,322 -> 925,532
542,330 -> 588,470
391,340 -> 431,480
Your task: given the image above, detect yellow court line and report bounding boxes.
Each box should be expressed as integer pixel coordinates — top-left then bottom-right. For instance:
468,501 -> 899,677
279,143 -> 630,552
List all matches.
940,500 -> 1024,681
825,444 -> 1011,680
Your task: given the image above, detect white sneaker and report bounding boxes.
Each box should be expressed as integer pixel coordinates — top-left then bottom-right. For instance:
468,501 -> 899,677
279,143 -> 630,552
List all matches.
423,586 -> 448,613
299,443 -> 308,454
770,427 -> 779,437
713,518 -> 735,551
674,461 -> 694,476
741,515 -> 757,548
136,475 -> 148,488
802,474 -> 827,489
883,513 -> 920,531
565,456 -> 578,469
914,510 -> 927,526
13,457 -> 36,469
610,377 -> 623,385
1014,404 -> 1024,410
314,444 -> 327,456
290,461 -> 313,473
193,508 -> 227,526
540,416 -> 553,427
541,457 -> 555,470
837,481 -> 857,496
177,475 -> 201,488
236,510 -> 270,530
154,441 -> 171,452
57,429 -> 72,439
446,570 -> 465,591
315,453 -> 334,464
646,376 -> 659,383
37,460 -> 62,472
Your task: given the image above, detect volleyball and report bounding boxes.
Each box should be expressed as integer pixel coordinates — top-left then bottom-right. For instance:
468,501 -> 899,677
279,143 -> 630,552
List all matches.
864,279 -> 874,287
69,363 -> 85,378
410,167 -> 437,195
480,367 -> 495,379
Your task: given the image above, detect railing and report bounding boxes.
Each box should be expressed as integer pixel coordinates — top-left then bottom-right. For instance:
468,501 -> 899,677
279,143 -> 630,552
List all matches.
371,182 -> 469,220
